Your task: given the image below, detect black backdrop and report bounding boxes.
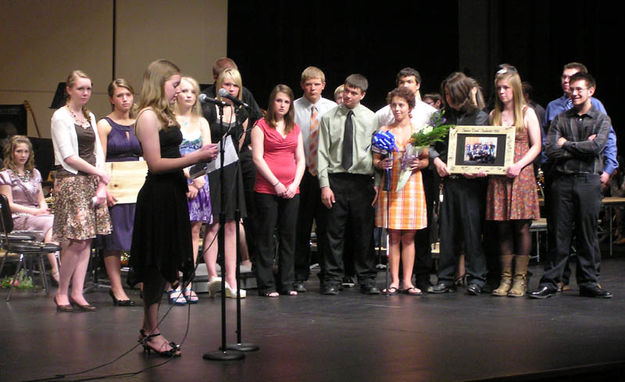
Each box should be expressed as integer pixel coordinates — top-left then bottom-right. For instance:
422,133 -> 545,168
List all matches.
227,1 -> 459,112
228,0 -> 622,156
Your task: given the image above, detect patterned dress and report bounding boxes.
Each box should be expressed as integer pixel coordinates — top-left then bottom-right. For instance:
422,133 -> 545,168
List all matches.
53,123 -> 112,240
375,126 -> 427,230
179,128 -> 212,223
486,122 -> 540,221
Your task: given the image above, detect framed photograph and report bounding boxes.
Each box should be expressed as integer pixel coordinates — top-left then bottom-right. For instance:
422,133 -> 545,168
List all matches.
447,125 -> 515,175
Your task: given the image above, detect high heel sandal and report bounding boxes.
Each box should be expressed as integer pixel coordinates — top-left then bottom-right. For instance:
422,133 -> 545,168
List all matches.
109,290 -> 135,306
68,296 -> 96,312
183,286 -> 199,304
166,287 -> 187,305
455,274 -> 467,287
54,295 -> 73,313
140,332 -> 181,358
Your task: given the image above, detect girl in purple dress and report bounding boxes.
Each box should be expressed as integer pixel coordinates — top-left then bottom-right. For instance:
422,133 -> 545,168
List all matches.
174,76 -> 213,303
97,78 -> 141,306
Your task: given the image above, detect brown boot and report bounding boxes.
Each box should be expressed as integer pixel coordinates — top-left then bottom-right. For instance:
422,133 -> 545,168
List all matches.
508,255 -> 530,297
492,255 -> 513,296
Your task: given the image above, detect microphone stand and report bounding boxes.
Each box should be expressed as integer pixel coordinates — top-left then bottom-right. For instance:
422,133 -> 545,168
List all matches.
203,101 -> 244,361
225,109 -> 258,352
383,153 -> 393,296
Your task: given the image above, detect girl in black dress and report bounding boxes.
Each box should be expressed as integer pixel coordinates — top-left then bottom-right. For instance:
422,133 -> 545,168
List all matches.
129,59 -> 217,357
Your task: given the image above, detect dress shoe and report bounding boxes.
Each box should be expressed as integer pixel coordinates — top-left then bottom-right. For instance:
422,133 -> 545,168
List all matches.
430,282 -> 456,294
527,285 -> 557,299
466,283 -> 482,295
342,276 -> 356,288
360,285 -> 380,295
54,296 -> 73,313
579,284 -> 613,299
293,281 -> 307,293
109,290 -> 135,307
321,285 -> 339,295
69,297 -> 96,312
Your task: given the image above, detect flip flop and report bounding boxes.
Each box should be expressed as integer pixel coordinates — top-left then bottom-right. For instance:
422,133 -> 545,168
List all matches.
402,287 -> 423,296
382,286 -> 399,295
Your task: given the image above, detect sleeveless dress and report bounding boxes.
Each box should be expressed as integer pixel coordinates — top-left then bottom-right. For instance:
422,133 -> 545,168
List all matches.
128,126 -> 194,291
204,105 -> 247,220
375,125 -> 427,230
486,120 -> 540,221
102,117 -> 142,251
179,128 -> 212,223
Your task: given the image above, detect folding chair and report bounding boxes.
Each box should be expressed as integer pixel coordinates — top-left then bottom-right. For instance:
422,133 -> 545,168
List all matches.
0,194 -> 61,301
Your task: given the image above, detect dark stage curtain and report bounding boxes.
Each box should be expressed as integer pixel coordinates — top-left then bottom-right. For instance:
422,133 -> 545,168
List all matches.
226,1 -> 459,113
227,0 -> 622,151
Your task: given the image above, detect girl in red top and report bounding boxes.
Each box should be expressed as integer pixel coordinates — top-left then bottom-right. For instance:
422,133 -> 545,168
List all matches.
251,84 -> 305,297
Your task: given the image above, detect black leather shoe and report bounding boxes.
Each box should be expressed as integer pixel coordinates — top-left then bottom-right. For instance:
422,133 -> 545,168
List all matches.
321,285 -> 339,295
294,281 -> 307,293
430,282 -> 456,294
528,286 -> 557,299
579,284 -> 613,299
466,283 -> 482,295
360,285 -> 380,295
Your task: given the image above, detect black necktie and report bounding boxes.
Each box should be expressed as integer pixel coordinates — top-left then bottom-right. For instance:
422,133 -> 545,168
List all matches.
342,110 -> 354,171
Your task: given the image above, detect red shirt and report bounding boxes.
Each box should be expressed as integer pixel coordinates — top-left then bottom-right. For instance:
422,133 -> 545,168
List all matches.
254,119 -> 301,195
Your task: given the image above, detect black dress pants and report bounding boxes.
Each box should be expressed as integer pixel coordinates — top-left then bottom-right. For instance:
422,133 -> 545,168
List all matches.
254,192 -> 299,294
436,177 -> 487,286
540,174 -> 601,289
294,171 -> 326,282
321,174 -> 376,287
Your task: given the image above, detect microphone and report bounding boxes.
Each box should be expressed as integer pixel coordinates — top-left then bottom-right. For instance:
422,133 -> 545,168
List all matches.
217,88 -> 249,108
199,93 -> 228,107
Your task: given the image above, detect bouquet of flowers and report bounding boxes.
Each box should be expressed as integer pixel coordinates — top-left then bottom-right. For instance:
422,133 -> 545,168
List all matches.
409,110 -> 453,147
371,130 -> 398,191
396,110 -> 454,191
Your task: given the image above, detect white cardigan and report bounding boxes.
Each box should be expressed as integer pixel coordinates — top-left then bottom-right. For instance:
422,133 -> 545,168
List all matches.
51,106 -> 105,174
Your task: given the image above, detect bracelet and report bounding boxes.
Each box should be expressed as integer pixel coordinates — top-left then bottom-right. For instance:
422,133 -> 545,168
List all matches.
272,180 -> 281,186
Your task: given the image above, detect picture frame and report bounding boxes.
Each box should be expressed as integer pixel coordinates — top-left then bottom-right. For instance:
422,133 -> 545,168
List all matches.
447,125 -> 515,175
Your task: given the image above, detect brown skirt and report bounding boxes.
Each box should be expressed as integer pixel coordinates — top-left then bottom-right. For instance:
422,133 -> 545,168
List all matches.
53,174 -> 112,241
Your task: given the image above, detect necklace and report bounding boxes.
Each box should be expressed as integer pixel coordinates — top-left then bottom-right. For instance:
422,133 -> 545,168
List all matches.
15,169 -> 31,183
66,104 -> 89,127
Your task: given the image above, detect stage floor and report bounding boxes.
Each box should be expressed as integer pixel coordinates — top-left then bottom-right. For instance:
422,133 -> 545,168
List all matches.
2,255 -> 625,382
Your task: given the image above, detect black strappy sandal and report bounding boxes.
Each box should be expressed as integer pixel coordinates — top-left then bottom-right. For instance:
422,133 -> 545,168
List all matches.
140,332 -> 181,358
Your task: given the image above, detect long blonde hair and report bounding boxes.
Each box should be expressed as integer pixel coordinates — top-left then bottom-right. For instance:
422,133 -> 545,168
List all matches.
174,76 -> 202,118
492,70 -> 526,132
138,59 -> 180,128
65,70 -> 92,120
